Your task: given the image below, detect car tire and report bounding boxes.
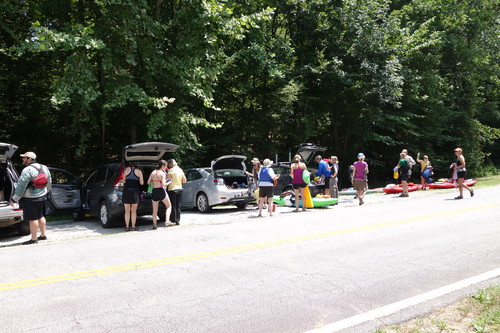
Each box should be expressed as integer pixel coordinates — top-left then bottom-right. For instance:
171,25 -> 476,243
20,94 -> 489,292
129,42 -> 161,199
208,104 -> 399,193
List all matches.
17,220 -> 30,236
235,202 -> 248,210
99,201 -> 116,228
196,193 -> 211,213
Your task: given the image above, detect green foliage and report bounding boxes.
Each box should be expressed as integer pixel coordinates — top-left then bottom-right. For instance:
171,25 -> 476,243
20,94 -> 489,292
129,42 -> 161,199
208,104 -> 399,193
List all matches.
0,0 -> 498,178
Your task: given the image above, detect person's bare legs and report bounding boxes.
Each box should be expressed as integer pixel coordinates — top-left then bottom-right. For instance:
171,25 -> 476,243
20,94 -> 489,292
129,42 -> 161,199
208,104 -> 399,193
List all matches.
300,187 -> 306,211
152,201 -> 159,227
130,203 -> 138,228
38,216 -> 46,237
29,219 -> 39,241
267,197 -> 273,216
357,190 -> 364,205
124,204 -> 131,229
162,197 -> 172,226
258,197 -> 264,216
293,188 -> 300,211
457,178 -> 473,198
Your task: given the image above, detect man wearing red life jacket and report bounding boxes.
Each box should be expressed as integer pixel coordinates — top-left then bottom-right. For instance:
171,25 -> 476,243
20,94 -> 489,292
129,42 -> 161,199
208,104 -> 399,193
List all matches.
10,151 -> 52,245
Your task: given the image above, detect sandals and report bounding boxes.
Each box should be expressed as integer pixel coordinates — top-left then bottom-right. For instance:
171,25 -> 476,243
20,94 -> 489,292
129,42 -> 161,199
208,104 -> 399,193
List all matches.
125,227 -> 130,232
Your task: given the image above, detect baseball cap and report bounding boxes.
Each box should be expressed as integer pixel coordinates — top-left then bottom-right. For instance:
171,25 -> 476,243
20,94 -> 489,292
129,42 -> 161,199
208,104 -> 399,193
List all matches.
20,152 -> 37,159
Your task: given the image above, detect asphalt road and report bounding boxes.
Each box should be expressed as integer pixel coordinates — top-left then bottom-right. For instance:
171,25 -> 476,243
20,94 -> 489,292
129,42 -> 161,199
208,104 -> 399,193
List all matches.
1,186 -> 499,333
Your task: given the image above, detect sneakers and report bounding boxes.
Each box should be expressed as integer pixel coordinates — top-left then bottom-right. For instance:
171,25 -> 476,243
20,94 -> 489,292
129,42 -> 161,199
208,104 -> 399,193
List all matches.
454,196 -> 463,200
37,235 -> 47,241
470,190 -> 474,197
23,239 -> 38,245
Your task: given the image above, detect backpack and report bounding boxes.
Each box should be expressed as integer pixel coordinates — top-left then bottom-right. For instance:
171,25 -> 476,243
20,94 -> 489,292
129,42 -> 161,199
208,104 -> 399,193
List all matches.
30,164 -> 49,189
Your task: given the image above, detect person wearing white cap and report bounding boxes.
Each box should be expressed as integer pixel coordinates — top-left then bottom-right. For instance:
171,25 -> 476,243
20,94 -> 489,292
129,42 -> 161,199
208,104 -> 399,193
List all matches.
352,153 -> 368,205
10,151 -> 52,244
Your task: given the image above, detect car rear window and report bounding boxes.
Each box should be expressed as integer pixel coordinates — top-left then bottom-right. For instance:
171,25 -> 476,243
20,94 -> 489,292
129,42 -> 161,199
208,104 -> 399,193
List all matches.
214,170 -> 245,177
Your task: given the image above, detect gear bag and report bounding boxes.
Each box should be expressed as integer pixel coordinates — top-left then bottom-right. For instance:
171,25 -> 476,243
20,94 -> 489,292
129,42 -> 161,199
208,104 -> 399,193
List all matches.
29,164 -> 48,189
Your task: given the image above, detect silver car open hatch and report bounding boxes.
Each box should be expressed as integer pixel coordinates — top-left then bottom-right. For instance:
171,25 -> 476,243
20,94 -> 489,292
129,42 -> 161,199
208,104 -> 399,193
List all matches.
211,155 -> 247,171
123,142 -> 179,162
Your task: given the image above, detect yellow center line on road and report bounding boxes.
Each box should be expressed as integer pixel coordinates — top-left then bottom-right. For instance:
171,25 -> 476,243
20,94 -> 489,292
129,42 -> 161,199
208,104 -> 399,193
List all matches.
1,202 -> 499,292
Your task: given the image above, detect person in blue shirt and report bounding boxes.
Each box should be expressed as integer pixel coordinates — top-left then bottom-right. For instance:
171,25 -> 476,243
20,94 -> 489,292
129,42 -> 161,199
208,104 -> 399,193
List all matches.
315,155 -> 331,196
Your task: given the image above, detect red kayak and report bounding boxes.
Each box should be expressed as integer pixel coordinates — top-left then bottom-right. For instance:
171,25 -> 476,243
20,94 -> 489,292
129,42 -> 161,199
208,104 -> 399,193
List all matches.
383,184 -> 422,194
427,179 -> 478,189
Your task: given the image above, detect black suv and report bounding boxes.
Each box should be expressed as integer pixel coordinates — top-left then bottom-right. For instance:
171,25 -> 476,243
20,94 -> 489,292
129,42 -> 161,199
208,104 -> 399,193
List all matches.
271,143 -> 327,196
73,142 -> 179,228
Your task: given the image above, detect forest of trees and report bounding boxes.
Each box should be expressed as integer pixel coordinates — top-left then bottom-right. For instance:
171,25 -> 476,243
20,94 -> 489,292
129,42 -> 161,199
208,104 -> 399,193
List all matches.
1,0 -> 499,185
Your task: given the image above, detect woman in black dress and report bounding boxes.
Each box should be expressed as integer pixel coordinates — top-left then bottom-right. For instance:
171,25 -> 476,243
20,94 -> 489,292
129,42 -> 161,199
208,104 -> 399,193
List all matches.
122,162 -> 144,231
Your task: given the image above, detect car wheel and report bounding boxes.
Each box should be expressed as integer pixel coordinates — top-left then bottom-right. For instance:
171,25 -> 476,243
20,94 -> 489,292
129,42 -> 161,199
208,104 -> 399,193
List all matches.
17,220 -> 30,236
196,193 -> 211,213
235,202 -> 248,210
99,201 -> 116,228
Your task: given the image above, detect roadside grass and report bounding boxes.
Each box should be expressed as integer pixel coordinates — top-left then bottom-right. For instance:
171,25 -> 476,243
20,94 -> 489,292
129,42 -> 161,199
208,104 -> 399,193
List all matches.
375,285 -> 500,333
474,174 -> 500,188
46,214 -> 72,222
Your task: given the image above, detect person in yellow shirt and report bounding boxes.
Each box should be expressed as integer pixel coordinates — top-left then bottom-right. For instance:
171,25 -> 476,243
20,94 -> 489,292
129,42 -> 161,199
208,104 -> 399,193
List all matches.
416,153 -> 433,190
167,159 -> 187,225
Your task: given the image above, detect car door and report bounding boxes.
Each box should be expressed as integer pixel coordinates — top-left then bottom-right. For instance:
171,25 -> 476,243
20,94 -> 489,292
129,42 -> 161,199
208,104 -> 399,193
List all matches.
182,169 -> 204,207
272,166 -> 293,194
47,168 -> 81,212
86,167 -> 109,213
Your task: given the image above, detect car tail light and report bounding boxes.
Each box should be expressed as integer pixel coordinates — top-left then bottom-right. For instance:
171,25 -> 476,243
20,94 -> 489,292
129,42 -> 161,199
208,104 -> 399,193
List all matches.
113,164 -> 125,186
13,208 -> 23,212
213,178 -> 225,185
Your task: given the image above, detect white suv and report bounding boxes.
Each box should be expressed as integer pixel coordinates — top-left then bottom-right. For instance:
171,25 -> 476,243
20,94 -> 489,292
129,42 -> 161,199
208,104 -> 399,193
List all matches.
0,143 -> 29,235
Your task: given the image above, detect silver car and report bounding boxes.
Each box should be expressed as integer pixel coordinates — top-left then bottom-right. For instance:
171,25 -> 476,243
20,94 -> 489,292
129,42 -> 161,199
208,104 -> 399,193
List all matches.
182,155 -> 254,212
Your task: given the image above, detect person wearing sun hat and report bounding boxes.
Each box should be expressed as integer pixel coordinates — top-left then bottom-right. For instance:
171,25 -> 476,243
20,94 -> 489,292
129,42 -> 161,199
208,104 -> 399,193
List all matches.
453,147 -> 474,199
257,159 -> 280,217
246,157 -> 261,190
352,153 -> 369,205
10,151 -> 52,245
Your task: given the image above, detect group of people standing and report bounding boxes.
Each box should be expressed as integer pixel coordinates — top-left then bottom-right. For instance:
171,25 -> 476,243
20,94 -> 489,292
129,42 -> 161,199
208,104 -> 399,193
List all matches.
121,159 -> 186,231
247,154 -> 341,216
10,147 -> 474,244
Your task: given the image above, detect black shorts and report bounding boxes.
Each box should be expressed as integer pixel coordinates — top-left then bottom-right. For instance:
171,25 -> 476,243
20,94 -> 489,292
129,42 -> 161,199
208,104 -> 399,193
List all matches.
457,171 -> 466,179
122,189 -> 140,204
292,183 -> 307,189
259,186 -> 273,198
400,172 -> 410,181
19,197 -> 46,221
152,187 -> 167,202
